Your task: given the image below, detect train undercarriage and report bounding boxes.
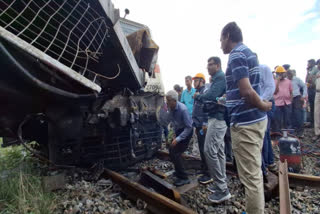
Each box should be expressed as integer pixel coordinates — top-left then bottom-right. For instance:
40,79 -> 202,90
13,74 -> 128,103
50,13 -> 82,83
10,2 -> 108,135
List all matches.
0,0 -> 164,169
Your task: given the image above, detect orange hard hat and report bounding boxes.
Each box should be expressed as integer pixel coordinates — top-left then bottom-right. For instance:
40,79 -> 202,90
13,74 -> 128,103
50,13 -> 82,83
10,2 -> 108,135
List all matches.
192,73 -> 206,81
275,66 -> 286,73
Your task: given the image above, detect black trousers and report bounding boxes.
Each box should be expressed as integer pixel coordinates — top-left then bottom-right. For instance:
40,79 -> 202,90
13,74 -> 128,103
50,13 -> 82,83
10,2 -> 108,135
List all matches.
169,129 -> 192,179
292,96 -> 304,135
195,127 -> 208,174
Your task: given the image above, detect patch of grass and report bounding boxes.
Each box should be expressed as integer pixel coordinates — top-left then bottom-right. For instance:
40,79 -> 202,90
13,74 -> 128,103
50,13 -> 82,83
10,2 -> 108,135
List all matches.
0,171 -> 58,214
0,144 -> 27,171
0,141 -> 58,214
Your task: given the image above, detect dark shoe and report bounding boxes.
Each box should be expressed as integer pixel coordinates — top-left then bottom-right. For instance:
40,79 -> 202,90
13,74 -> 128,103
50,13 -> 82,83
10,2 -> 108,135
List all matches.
196,170 -> 207,176
173,171 -> 185,177
208,189 -> 231,203
173,171 -> 178,177
174,178 -> 190,186
207,184 -> 219,193
198,175 -> 213,184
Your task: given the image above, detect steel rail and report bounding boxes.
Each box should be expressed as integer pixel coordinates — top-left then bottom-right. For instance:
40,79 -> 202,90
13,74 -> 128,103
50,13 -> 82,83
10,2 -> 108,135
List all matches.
279,160 -> 291,214
102,169 -> 196,214
288,172 -> 320,189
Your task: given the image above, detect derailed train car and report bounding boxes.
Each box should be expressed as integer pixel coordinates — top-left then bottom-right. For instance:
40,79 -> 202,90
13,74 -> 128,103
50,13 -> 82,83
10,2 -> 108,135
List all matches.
0,0 -> 165,169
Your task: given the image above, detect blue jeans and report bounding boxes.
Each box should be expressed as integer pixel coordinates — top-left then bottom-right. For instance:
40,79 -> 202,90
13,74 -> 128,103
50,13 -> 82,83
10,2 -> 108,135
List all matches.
274,104 -> 292,132
262,101 -> 275,175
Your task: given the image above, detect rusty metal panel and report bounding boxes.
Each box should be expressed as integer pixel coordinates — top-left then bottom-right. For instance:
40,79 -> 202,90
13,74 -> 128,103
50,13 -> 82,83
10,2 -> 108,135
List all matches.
126,29 -> 159,74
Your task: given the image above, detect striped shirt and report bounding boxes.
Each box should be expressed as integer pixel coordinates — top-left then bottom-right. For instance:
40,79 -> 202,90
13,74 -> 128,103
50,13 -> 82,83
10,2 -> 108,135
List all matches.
225,43 -> 267,126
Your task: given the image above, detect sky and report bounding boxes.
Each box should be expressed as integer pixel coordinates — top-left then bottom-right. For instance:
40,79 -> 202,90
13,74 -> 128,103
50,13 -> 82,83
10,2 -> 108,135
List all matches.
113,0 -> 320,92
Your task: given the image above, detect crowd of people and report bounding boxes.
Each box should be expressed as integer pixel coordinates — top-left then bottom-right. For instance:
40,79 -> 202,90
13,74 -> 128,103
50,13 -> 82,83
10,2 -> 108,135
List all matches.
160,21 -> 320,214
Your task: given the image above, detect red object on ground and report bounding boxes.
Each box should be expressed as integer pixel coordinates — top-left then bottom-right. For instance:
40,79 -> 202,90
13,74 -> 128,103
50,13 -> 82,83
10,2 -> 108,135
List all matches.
279,133 -> 302,173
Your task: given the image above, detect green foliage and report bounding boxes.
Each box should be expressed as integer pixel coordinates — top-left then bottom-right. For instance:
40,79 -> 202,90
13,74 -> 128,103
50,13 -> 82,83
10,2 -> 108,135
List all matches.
168,128 -> 175,143
0,170 -> 58,214
0,145 -> 27,171
0,140 -> 58,214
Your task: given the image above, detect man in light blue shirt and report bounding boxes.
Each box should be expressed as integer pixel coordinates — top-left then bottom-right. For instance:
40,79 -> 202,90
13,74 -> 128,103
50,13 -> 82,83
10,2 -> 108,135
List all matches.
180,76 -> 196,116
287,69 -> 307,137
259,64 -> 277,177
260,64 -> 275,101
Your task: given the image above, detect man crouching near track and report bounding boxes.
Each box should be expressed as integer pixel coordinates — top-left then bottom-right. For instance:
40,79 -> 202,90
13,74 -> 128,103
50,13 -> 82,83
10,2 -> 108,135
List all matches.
160,90 -> 193,186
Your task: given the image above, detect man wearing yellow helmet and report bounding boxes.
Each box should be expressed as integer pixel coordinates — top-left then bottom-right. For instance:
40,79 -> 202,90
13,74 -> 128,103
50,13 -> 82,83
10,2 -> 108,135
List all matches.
191,73 -> 210,182
273,66 -> 293,132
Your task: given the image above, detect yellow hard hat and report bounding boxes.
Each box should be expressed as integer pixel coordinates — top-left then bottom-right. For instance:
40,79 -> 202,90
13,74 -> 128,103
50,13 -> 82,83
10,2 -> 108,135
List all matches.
275,66 -> 286,73
192,73 -> 206,81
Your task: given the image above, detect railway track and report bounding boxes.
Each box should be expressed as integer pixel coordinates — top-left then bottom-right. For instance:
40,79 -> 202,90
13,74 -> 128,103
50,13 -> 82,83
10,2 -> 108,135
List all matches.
99,151 -> 320,214
102,169 -> 196,214
279,160 -> 291,214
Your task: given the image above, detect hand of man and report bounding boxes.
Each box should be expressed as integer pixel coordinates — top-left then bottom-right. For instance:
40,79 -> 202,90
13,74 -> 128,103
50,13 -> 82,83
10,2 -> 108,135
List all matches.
193,92 -> 199,99
301,97 -> 306,102
261,100 -> 272,112
171,139 -> 178,147
202,125 -> 207,133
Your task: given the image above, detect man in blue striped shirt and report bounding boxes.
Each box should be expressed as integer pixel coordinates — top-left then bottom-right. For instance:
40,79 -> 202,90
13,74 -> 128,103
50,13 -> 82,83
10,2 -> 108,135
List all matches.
220,22 -> 272,214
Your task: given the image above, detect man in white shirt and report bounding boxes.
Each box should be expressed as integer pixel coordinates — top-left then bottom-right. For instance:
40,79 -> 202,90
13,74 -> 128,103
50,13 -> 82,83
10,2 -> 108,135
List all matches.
287,69 -> 307,137
314,59 -> 320,140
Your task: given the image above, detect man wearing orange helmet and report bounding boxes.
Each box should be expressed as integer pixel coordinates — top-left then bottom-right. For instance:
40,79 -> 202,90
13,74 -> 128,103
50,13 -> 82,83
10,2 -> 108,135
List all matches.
273,66 -> 293,132
192,73 -> 209,182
